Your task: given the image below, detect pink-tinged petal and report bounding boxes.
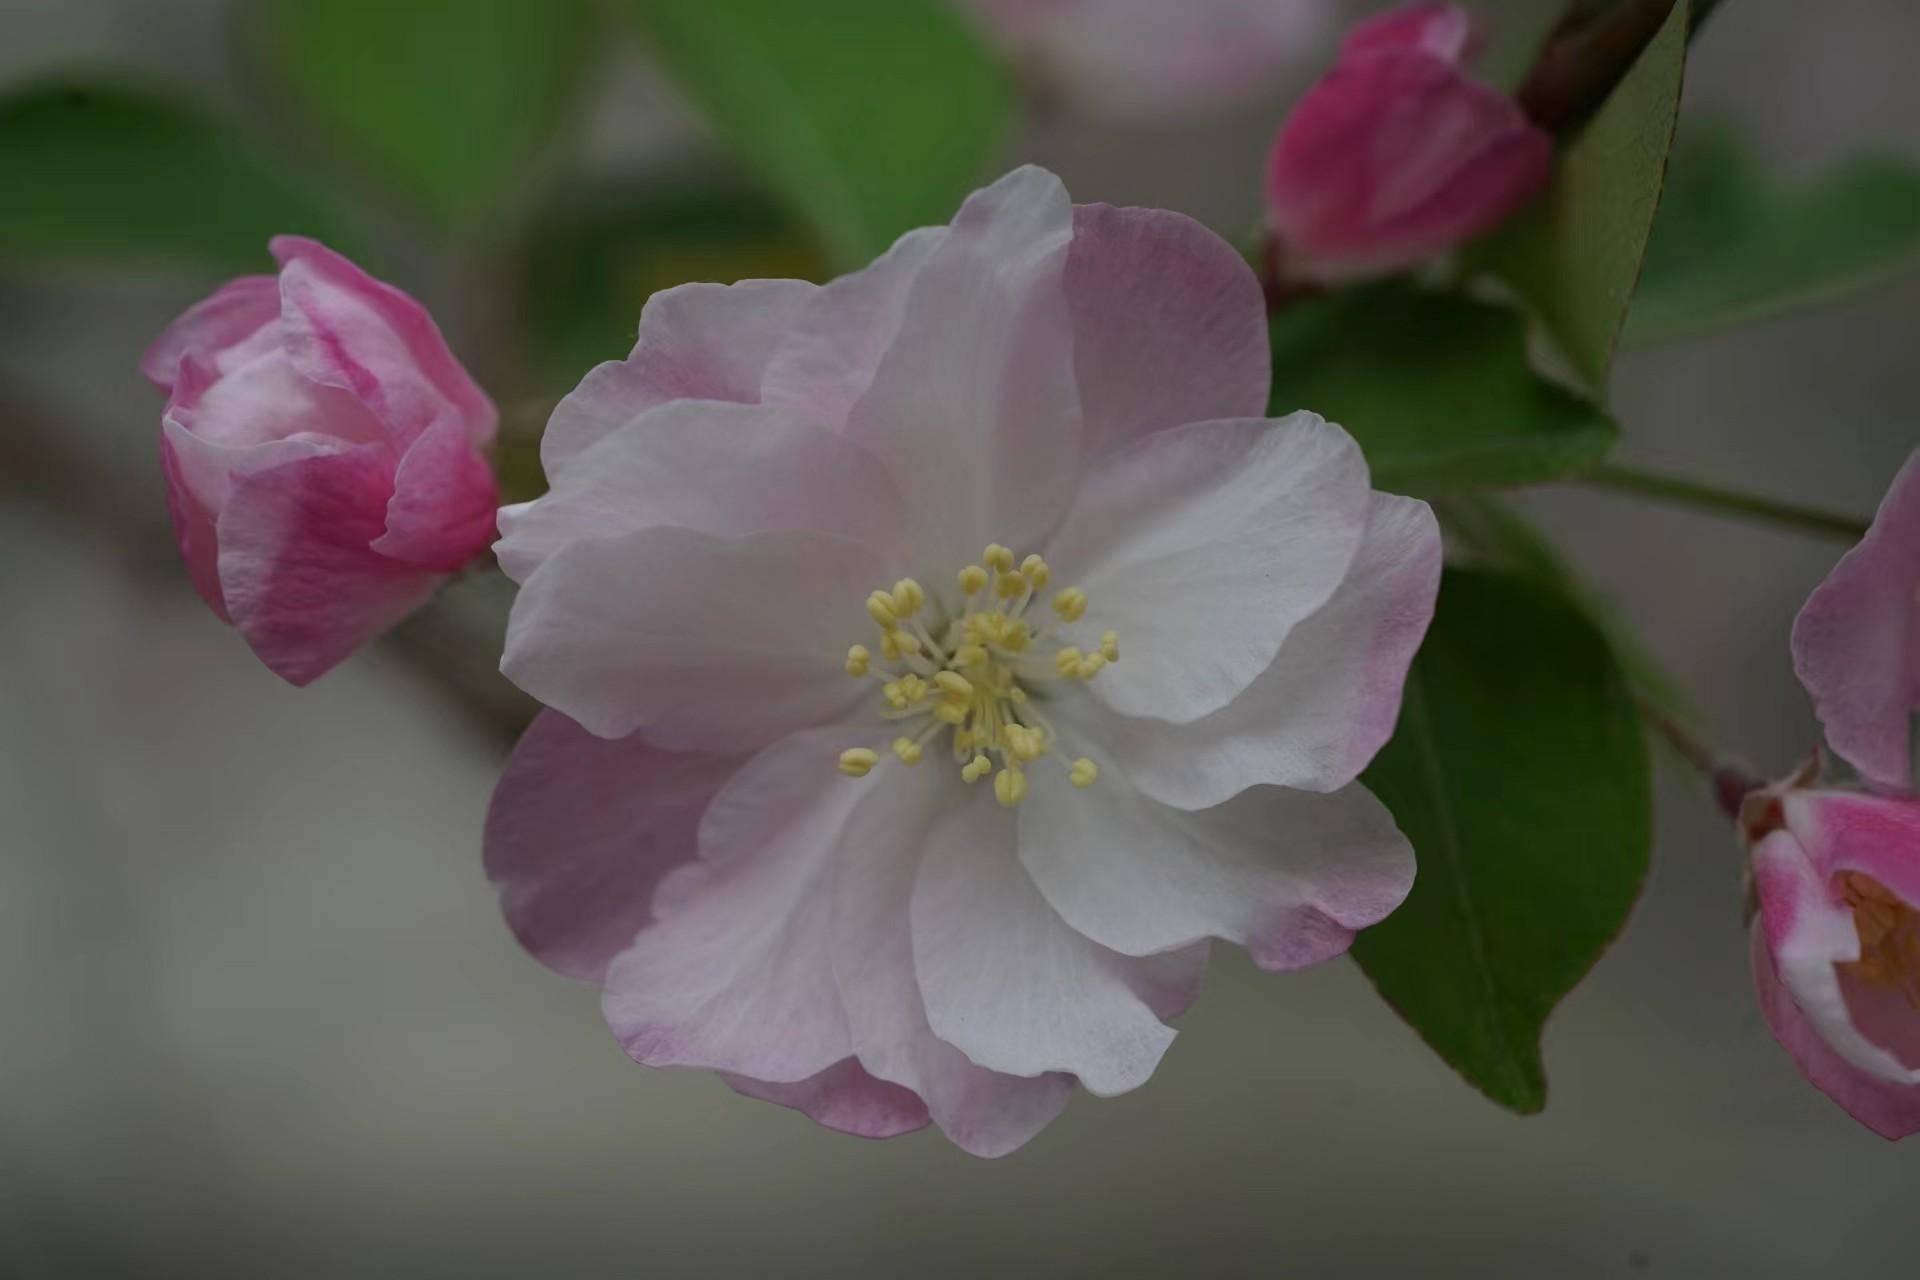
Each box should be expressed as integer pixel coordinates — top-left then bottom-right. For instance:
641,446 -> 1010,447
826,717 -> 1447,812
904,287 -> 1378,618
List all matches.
1064,203 -> 1270,463
483,711 -> 748,983
1340,1 -> 1476,63
139,274 -> 278,391
721,1060 -> 931,1139
1751,924 -> 1920,1140
761,228 -> 944,432
495,401 -> 907,584
829,759 -> 1074,1157
1781,789 -> 1920,914
1266,48 -> 1552,283
844,166 -> 1082,572
501,526 -> 880,750
910,799 -> 1184,1097
159,428 -> 227,620
1790,450 -> 1920,790
1088,493 -> 1441,808
372,418 -> 499,571
1019,740 -> 1413,965
215,447 -> 439,686
1049,413 -> 1371,725
269,236 -> 497,446
1750,827 -> 1920,1086
601,728 -> 869,1083
540,279 -> 818,480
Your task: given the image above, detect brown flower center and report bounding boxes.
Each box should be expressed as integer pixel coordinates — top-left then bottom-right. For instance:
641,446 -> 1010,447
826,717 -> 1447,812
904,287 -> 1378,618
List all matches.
1839,871 -> 1920,1008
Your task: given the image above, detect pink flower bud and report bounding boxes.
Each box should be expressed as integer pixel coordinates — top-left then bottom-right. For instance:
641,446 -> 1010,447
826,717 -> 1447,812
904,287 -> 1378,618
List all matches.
1264,1 -> 1552,284
1792,450 -> 1920,791
1746,784 -> 1920,1139
142,238 -> 499,685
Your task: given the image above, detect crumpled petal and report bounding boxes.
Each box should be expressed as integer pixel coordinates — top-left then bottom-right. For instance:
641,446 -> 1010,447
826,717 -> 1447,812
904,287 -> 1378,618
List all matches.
269,236 -> 497,446
1082,493 -> 1440,809
721,1059 -> 931,1139
1339,0 -> 1476,62
843,165 -> 1081,572
140,274 -> 278,391
373,417 -> 500,571
215,446 -> 440,686
761,228 -> 944,432
495,400 -> 905,584
1049,413 -> 1371,725
540,279 -> 817,480
1790,450 -> 1920,791
830,759 -> 1074,1157
1064,202 -> 1270,464
601,728 -> 871,1083
159,427 -> 228,619
501,526 -> 881,749
1019,744 -> 1413,966
484,711 -> 748,983
910,799 -> 1190,1097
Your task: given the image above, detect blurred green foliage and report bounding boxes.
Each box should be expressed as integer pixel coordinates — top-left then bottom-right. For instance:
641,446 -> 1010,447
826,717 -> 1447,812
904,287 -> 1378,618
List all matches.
255,0 -> 594,229
1270,285 -> 1617,495
0,79 -> 355,270
1629,125 -> 1920,342
621,0 -> 1008,270
1354,569 -> 1651,1114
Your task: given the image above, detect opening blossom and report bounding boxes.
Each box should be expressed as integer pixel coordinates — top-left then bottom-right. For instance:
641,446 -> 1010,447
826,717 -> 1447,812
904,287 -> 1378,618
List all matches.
1745,781 -> 1920,1139
1792,450 -> 1920,791
142,238 -> 499,685
957,0 -> 1331,121
1264,1 -> 1553,284
486,166 -> 1441,1155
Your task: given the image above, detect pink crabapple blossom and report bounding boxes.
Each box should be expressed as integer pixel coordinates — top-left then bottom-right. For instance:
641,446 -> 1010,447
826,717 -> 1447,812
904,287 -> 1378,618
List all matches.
1743,780 -> 1920,1139
142,237 -> 499,685
1264,1 -> 1553,284
1792,449 -> 1920,792
484,165 -> 1442,1156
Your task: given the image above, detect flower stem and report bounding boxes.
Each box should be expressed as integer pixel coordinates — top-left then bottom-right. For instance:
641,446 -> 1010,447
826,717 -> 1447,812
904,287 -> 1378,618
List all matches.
1576,462 -> 1871,543
1633,692 -> 1761,819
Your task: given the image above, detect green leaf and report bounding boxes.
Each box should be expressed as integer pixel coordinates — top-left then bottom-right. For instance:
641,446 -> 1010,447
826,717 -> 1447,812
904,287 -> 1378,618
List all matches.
1626,125 -> 1920,342
0,78 -> 353,271
619,0 -> 1009,270
256,0 -> 593,227
520,176 -> 826,391
1269,285 -> 1617,495
1352,568 -> 1651,1113
1470,0 -> 1689,393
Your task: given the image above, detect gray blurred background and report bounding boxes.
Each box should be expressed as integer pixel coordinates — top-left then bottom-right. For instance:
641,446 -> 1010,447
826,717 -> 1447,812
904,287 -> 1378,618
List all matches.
4,1 -> 1918,1275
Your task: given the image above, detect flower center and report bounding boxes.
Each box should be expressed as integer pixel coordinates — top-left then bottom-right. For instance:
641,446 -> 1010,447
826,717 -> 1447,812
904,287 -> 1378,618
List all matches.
836,542 -> 1118,807
1840,871 -> 1920,1008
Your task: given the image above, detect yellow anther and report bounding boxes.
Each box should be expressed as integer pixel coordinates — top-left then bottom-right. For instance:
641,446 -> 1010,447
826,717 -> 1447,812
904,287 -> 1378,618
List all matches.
879,631 -> 901,661
891,628 -> 922,656
1055,647 -> 1084,676
892,737 -> 924,766
1021,554 -> 1050,590
890,578 -> 925,617
1052,587 -> 1088,621
1077,653 -> 1108,680
845,644 -> 871,677
1001,620 -> 1030,652
934,671 -> 974,698
996,570 -> 1028,600
882,680 -> 906,710
1008,686 -> 1028,704
897,674 -> 928,704
1005,725 -> 1045,762
866,591 -> 898,627
961,755 -> 993,784
839,748 -> 879,778
933,700 -> 969,725
958,565 -> 988,596
1069,758 -> 1099,789
993,767 -> 1029,808
953,644 -> 988,668
1099,630 -> 1120,662
984,544 -> 1016,572
954,728 -> 976,752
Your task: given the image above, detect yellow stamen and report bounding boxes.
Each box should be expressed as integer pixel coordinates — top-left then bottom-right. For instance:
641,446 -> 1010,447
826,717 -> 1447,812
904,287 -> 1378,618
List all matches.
1055,647 -> 1084,676
983,544 -> 1016,573
958,565 -> 988,596
839,748 -> 879,778
996,570 -> 1028,600
892,737 -> 923,765
1021,554 -> 1050,590
866,591 -> 897,627
890,578 -> 925,617
1053,587 -> 1088,622
954,644 -> 989,668
845,644 -> 871,677
994,767 -> 1028,808
1100,630 -> 1120,662
962,755 -> 992,783
934,671 -> 974,698
1069,758 -> 1099,789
